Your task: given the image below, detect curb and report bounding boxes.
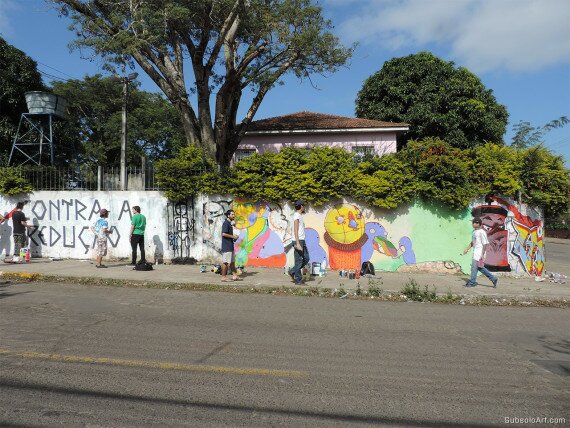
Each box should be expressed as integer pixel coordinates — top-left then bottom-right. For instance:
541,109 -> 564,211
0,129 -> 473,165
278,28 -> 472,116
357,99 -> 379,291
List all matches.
1,271 -> 568,308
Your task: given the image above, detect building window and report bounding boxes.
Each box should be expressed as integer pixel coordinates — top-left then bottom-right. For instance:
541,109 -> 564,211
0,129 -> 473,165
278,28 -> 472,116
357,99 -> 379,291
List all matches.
235,149 -> 256,162
352,146 -> 375,160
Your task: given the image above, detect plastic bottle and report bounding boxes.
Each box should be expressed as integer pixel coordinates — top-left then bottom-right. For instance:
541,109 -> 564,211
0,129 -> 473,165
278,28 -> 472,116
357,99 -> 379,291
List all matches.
25,248 -> 31,263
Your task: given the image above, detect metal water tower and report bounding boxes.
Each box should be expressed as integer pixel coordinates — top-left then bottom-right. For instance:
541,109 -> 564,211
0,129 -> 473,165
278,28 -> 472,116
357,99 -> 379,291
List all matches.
8,91 -> 68,166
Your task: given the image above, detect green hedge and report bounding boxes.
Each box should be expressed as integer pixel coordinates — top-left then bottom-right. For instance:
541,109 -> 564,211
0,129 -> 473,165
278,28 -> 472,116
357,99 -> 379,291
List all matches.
156,139 -> 570,218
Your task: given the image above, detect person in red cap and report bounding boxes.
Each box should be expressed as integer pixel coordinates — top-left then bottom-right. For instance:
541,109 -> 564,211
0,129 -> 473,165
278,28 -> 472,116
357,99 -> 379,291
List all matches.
92,208 -> 112,268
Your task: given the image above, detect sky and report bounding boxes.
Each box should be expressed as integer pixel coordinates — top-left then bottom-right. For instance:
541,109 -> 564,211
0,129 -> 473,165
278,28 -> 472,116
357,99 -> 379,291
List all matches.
1,0 -> 569,164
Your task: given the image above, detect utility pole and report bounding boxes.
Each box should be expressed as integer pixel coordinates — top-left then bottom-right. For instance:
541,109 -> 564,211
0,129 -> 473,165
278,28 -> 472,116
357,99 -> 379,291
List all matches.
111,72 -> 138,190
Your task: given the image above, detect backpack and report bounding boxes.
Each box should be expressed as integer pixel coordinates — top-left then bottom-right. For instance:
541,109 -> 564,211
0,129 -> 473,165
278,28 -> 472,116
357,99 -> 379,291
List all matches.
134,262 -> 153,271
360,261 -> 375,276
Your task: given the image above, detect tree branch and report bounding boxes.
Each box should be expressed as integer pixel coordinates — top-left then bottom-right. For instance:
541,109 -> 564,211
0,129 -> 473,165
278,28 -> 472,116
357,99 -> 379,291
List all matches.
240,53 -> 300,134
205,0 -> 242,73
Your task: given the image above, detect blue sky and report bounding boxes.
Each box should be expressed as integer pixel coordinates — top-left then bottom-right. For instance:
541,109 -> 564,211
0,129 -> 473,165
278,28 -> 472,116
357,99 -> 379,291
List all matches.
1,0 -> 569,164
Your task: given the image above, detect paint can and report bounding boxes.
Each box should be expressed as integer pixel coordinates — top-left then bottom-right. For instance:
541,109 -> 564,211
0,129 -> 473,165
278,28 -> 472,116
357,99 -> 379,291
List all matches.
311,262 -> 321,275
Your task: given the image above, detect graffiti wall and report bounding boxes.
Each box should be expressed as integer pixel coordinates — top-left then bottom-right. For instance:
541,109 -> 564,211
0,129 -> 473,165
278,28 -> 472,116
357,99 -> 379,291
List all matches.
0,191 -> 544,276
0,191 -> 169,260
196,195 -> 544,276
471,196 -> 544,276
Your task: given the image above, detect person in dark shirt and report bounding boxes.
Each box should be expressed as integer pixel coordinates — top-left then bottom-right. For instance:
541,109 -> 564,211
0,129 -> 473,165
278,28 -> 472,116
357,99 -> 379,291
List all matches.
11,202 -> 32,262
221,210 -> 240,282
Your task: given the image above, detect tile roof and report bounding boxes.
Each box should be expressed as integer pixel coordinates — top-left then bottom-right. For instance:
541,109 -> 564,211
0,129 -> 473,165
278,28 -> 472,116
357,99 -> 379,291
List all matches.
245,111 -> 409,133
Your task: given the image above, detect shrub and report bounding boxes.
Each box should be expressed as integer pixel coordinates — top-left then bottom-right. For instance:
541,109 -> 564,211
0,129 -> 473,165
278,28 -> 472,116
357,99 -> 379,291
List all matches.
0,168 -> 33,196
401,279 -> 437,302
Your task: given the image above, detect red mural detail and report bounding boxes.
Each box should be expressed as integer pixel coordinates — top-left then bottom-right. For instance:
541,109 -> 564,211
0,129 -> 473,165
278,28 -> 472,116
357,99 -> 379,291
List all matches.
246,253 -> 287,268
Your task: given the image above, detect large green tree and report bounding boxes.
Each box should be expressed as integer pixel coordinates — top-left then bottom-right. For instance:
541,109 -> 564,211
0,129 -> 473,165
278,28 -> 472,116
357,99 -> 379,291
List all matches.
355,51 -> 508,149
0,37 -> 46,162
51,0 -> 353,166
51,75 -> 186,166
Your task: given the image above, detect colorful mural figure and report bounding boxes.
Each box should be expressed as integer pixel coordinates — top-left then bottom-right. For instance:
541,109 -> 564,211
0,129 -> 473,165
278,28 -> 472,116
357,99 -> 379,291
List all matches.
361,221 -> 416,271
512,221 -> 544,276
493,197 -> 544,276
471,205 -> 510,271
472,196 -> 544,276
360,222 -> 387,264
323,204 -> 368,271
398,236 -> 416,265
232,200 -> 286,267
305,227 -> 328,268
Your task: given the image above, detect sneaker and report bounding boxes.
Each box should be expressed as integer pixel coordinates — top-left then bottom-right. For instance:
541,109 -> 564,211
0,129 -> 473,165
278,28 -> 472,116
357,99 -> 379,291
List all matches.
492,278 -> 498,288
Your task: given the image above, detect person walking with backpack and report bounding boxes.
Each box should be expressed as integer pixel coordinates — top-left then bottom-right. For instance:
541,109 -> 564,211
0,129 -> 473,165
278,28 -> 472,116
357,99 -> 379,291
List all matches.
92,208 -> 112,268
129,205 -> 146,266
463,217 -> 498,288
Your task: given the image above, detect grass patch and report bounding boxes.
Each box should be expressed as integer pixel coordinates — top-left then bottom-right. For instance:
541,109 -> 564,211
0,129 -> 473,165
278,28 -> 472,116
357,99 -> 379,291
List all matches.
401,279 -> 437,302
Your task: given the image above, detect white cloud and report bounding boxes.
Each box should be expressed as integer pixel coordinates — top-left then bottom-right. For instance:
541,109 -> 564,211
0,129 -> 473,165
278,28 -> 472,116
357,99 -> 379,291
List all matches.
335,0 -> 570,73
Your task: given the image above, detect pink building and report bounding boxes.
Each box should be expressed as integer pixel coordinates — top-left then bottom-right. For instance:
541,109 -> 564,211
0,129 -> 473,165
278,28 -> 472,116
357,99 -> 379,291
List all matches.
235,111 -> 409,162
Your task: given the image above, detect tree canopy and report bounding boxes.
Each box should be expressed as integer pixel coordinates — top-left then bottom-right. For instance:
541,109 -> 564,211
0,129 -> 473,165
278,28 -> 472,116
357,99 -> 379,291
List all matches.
51,75 -> 185,166
355,51 -> 509,149
51,0 -> 353,165
0,37 -> 46,162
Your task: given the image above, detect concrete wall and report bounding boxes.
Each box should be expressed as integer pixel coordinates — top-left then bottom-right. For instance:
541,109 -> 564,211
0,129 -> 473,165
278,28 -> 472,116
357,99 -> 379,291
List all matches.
0,191 -> 169,261
0,192 -> 544,276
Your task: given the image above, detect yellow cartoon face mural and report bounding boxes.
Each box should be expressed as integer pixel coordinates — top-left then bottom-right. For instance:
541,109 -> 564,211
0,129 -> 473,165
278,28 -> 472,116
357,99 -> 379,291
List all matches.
324,204 -> 365,245
232,200 -> 263,229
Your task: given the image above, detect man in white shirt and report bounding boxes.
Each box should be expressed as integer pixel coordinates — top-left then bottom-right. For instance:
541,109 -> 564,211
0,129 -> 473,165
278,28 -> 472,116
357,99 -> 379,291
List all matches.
288,200 -> 310,285
463,217 -> 498,288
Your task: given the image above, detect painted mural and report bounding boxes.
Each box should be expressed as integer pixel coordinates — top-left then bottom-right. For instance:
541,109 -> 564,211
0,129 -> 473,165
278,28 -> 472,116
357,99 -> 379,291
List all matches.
198,196 -> 543,277
232,200 -> 287,267
0,190 -> 542,276
471,196 -> 544,276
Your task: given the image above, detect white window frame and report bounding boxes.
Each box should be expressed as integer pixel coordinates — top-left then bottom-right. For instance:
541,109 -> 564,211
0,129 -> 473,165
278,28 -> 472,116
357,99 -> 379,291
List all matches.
352,146 -> 375,160
235,148 -> 257,162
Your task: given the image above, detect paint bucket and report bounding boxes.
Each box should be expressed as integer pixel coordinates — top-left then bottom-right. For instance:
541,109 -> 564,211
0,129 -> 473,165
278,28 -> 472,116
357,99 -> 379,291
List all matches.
311,262 -> 321,275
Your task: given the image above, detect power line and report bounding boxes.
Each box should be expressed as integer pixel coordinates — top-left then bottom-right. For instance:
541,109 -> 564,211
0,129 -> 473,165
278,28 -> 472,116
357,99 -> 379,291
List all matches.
36,60 -> 78,80
38,69 -> 69,83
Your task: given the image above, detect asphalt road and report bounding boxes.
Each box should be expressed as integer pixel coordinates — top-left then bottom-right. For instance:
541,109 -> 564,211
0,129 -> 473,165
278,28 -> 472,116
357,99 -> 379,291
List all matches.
545,238 -> 569,275
0,282 -> 568,427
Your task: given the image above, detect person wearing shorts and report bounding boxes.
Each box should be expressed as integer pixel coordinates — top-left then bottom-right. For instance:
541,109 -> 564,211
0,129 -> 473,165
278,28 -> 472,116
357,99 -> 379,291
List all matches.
221,210 -> 239,282
92,208 -> 112,268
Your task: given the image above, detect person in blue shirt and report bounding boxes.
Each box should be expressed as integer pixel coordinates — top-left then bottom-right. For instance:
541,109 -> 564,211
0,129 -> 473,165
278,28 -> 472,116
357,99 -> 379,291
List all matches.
92,208 -> 112,268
